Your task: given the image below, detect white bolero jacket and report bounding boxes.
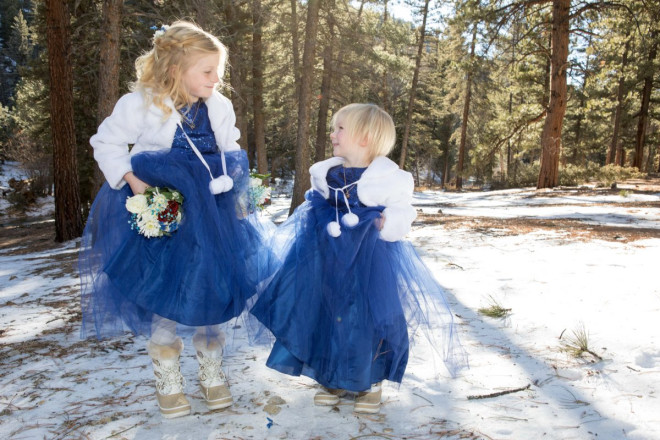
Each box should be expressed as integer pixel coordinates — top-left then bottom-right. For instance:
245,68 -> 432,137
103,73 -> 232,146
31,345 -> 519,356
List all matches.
90,90 -> 241,190
310,156 -> 417,242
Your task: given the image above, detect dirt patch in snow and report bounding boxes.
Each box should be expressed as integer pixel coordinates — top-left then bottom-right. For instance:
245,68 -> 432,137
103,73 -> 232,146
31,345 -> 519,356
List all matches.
418,214 -> 660,243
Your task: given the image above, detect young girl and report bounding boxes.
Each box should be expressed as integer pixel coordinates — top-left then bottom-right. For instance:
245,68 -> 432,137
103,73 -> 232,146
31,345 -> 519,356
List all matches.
250,103 -> 467,414
79,21 -> 268,418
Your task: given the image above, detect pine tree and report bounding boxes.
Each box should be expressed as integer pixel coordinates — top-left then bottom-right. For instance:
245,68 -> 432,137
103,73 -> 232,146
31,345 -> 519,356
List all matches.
290,0 -> 321,214
45,0 -> 83,241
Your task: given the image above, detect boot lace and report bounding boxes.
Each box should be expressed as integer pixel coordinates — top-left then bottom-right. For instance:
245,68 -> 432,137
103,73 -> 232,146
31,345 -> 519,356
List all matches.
198,353 -> 227,386
153,359 -> 186,395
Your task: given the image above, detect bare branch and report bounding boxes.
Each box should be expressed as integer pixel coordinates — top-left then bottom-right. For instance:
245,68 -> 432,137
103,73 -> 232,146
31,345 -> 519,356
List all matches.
486,110 -> 548,162
468,384 -> 531,400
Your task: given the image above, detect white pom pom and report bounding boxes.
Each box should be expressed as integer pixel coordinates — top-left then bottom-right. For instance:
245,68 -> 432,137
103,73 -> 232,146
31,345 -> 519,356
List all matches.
342,212 -> 359,227
327,221 -> 341,237
209,175 -> 233,194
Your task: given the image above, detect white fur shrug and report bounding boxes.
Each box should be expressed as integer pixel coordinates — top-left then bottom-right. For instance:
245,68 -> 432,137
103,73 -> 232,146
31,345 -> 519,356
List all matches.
310,156 -> 417,242
90,90 -> 240,190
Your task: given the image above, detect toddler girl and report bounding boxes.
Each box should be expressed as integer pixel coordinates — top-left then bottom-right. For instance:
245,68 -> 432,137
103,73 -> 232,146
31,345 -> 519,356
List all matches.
251,103 -> 467,414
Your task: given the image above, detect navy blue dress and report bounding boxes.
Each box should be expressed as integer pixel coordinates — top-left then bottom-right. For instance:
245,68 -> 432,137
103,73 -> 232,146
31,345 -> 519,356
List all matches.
250,165 -> 467,392
80,101 -> 269,338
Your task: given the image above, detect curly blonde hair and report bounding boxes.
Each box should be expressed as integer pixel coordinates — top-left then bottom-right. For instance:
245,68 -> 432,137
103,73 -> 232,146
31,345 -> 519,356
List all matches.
331,104 -> 397,160
132,21 -> 228,117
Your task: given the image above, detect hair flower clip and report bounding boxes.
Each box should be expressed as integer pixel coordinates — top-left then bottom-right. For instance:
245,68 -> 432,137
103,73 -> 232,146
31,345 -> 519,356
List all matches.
151,24 -> 169,38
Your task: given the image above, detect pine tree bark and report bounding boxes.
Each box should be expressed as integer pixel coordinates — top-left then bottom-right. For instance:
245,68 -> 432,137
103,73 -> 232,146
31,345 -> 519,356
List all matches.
442,142 -> 450,188
381,0 -> 390,113
46,0 -> 83,241
399,0 -> 430,171
290,0 -> 321,214
608,39 -> 630,166
223,1 -> 249,151
192,0 -> 209,28
537,0 -> 570,189
93,0 -> 123,198
252,0 -> 268,176
290,0 -> 301,99
456,27 -> 477,189
314,0 -> 336,163
571,33 -> 592,167
633,30 -> 657,170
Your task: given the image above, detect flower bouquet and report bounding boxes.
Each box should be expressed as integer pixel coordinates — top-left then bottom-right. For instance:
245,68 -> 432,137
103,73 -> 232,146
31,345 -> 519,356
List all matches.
248,171 -> 271,212
125,187 -> 183,238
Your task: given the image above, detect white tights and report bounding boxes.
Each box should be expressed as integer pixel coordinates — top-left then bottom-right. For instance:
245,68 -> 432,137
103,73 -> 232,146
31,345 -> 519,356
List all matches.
150,314 -> 223,346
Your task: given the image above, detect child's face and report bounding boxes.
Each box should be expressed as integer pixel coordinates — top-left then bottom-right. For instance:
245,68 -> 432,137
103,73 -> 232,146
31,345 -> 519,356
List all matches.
330,118 -> 368,166
181,53 -> 220,100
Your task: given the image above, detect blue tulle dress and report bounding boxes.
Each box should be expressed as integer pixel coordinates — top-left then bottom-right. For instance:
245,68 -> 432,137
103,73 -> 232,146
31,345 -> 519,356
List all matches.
80,101 -> 268,339
250,165 -> 467,392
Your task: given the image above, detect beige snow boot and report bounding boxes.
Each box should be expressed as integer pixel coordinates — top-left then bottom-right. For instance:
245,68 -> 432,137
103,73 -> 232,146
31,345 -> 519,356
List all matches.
354,383 -> 382,414
314,386 -> 347,406
193,333 -> 233,410
147,338 -> 191,419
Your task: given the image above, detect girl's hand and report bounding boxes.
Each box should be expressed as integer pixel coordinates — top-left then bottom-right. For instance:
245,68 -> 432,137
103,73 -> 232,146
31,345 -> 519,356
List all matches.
374,213 -> 385,231
124,172 -> 149,195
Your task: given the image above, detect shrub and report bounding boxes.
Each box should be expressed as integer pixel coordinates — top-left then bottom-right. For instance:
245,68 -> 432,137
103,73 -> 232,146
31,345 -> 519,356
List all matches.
558,162 -> 599,186
596,164 -> 644,187
506,161 -> 540,187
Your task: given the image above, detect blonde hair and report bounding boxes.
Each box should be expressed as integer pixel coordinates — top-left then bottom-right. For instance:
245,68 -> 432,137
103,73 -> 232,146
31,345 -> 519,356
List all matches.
132,21 -> 228,117
331,104 -> 396,159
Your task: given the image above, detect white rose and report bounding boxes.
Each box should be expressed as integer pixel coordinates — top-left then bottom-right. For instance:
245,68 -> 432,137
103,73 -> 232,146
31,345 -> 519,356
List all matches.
151,193 -> 168,211
126,194 -> 148,214
171,191 -> 183,203
261,187 -> 271,204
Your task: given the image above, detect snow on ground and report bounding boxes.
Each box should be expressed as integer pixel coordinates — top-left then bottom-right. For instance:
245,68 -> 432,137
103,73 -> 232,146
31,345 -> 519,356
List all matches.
1,162 -> 660,439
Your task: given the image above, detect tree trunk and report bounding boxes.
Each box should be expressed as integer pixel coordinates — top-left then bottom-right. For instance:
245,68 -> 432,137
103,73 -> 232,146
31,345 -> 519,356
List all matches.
505,22 -> 520,181
381,0 -> 390,113
223,1 -> 248,151
572,33 -> 591,167
633,30 -> 657,170
46,0 -> 83,241
330,0 -> 364,106
398,0 -> 430,170
290,0 -> 301,99
537,0 -> 570,189
252,0 -> 268,176
92,0 -> 123,198
456,27 -> 477,189
609,39 -> 630,166
290,0 -> 321,214
442,142 -> 450,189
314,1 -> 335,163
542,31 -> 551,109
192,0 -> 209,28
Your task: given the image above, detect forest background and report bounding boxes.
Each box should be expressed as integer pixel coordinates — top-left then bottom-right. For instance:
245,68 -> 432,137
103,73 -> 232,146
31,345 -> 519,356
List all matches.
0,0 -> 658,241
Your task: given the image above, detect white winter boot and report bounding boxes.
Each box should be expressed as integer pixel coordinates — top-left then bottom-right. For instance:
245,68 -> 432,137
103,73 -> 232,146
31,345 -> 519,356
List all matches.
354,382 -> 382,414
147,338 -> 191,418
193,333 -> 233,410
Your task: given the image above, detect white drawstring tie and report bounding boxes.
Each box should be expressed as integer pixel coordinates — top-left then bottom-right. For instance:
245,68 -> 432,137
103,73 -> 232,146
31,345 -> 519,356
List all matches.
179,122 -> 233,194
326,182 -> 359,237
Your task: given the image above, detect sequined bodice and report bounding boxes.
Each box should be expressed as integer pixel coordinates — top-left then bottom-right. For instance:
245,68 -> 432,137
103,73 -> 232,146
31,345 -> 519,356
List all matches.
326,165 -> 367,208
171,100 -> 217,153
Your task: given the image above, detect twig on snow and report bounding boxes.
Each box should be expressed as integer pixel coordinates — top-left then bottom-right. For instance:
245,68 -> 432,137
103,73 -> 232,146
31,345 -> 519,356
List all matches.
467,384 -> 531,400
103,421 -> 146,439
412,392 -> 433,405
